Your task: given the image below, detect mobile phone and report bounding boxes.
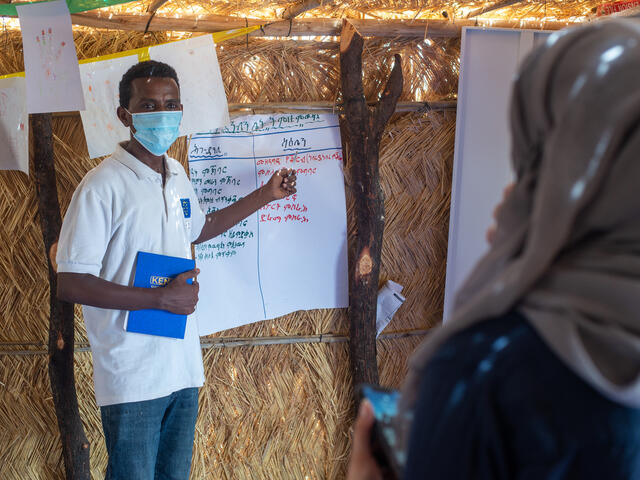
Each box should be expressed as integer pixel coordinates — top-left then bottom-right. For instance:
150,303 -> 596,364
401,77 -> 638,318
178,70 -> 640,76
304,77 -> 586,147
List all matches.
357,384 -> 411,480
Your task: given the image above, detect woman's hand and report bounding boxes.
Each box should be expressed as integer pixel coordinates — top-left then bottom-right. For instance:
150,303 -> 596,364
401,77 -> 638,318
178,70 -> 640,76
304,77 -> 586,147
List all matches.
486,183 -> 515,245
346,400 -> 383,480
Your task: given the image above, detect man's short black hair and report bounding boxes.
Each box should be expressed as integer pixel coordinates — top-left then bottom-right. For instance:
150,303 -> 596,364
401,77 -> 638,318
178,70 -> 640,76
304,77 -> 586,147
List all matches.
118,60 -> 180,108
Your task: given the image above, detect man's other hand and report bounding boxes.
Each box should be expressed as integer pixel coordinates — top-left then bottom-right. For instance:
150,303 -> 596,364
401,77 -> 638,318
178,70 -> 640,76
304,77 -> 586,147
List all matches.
159,268 -> 200,315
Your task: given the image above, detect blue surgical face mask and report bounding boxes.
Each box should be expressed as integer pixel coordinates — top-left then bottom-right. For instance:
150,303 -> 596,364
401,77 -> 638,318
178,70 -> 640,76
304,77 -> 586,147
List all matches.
125,109 -> 182,156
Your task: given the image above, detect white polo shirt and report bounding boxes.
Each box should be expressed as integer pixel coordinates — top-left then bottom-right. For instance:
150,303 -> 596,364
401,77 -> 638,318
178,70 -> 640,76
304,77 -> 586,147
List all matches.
56,144 -> 207,406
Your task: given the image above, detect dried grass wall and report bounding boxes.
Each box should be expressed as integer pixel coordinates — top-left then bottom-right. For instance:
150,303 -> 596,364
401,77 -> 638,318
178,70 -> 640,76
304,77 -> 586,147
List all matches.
0,28 -> 458,479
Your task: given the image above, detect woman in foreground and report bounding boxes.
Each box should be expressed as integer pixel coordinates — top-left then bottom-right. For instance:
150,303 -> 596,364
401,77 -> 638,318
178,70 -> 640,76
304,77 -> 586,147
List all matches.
349,18 -> 640,480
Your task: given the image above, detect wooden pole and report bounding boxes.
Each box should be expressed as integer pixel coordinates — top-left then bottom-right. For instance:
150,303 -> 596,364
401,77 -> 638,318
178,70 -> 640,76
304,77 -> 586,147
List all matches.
228,100 -> 456,112
69,12 -> 575,36
340,19 -> 403,389
465,0 -> 525,19
0,329 -> 431,355
282,0 -> 337,20
31,113 -> 90,480
49,100 -> 456,120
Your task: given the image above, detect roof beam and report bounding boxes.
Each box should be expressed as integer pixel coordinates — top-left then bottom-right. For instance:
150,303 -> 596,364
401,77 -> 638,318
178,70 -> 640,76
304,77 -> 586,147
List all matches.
51,101 -> 457,119
70,13 -> 576,37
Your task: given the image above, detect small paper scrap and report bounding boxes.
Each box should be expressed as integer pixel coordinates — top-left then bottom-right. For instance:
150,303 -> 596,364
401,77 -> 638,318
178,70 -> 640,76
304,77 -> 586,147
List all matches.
596,0 -> 640,16
376,280 -> 406,336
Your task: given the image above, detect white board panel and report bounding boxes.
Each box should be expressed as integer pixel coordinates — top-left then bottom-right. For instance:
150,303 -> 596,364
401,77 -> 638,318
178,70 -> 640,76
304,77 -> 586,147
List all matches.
443,27 -> 551,321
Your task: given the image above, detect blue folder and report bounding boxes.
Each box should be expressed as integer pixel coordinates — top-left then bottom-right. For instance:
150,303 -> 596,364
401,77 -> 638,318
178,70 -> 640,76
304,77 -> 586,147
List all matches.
125,251 -> 196,339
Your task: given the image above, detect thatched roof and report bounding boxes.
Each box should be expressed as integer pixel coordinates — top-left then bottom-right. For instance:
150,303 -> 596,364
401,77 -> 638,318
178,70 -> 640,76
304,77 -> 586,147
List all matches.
0,0 -> 609,35
75,0 -> 604,22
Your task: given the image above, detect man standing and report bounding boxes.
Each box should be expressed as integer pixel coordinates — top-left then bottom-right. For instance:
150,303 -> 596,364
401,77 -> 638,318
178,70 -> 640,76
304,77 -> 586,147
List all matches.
56,60 -> 296,479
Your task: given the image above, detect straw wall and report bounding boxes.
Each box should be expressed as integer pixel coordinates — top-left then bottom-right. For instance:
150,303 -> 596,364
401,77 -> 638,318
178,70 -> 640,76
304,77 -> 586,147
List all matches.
0,28 -> 458,479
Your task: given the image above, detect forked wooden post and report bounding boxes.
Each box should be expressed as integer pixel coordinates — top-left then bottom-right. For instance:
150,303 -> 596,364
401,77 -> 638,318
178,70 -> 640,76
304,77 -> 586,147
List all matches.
340,20 -> 403,391
31,113 -> 90,479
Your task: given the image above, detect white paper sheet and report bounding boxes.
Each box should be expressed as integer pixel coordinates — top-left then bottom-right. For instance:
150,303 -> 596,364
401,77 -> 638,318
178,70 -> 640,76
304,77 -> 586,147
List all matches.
376,280 -> 405,336
79,55 -> 139,158
0,77 -> 29,174
149,35 -> 230,136
189,114 -> 348,335
17,0 -> 85,114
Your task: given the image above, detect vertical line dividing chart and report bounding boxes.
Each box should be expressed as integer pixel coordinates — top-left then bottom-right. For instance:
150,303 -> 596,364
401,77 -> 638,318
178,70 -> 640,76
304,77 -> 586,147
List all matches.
252,131 -> 268,319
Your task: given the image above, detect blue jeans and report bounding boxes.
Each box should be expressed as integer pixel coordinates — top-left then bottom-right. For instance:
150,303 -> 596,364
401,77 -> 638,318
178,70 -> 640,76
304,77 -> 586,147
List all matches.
100,388 -> 199,480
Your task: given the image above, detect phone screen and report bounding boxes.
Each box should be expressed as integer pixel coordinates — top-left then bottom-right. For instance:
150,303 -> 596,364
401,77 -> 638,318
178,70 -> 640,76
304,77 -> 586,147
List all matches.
360,385 -> 411,477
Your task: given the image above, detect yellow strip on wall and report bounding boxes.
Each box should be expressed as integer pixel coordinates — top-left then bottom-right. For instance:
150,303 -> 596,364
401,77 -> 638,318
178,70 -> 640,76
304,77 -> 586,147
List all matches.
212,25 -> 261,44
0,71 -> 26,79
77,47 -> 147,64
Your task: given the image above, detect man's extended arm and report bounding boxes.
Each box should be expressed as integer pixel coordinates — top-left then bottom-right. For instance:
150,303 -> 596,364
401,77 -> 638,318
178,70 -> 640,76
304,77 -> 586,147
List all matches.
57,170 -> 295,312
193,168 -> 296,244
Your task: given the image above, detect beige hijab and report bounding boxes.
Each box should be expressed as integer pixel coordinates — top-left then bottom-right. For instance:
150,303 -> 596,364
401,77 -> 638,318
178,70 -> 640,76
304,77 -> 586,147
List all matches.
401,18 -> 640,414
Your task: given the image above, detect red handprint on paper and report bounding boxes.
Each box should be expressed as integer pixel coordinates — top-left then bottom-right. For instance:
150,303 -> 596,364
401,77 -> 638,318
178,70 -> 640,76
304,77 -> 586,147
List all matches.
35,27 -> 66,80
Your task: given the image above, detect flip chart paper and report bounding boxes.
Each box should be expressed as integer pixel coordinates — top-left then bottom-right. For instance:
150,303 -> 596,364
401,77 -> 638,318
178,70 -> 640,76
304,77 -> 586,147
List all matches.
79,55 -> 139,158
0,77 -> 28,174
17,0 -> 85,114
149,35 -> 230,137
189,114 -> 348,335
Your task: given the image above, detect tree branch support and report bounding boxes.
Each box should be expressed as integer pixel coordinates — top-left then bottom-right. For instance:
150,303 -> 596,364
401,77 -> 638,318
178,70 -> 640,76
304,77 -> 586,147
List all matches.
340,20 -> 403,391
32,113 -> 90,480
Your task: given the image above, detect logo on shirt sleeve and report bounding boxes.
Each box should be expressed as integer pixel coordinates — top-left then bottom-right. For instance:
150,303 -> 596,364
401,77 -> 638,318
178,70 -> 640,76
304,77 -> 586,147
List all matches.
180,198 -> 191,219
